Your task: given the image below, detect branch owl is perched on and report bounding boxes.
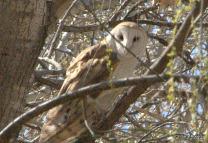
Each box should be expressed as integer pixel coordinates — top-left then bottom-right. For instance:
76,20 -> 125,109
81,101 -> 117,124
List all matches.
39,22 -> 148,143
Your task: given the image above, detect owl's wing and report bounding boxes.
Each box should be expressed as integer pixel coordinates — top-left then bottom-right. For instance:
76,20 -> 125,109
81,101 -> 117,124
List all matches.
39,43 -> 119,143
58,42 -> 115,96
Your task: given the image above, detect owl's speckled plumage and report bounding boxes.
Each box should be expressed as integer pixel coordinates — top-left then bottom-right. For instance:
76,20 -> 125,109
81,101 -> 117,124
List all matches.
39,22 -> 148,143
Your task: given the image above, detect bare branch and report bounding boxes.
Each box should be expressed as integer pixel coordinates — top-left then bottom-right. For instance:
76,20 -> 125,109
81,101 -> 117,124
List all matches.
34,75 -> 63,89
109,0 -> 132,21
0,74 -> 197,138
38,57 -> 63,70
46,0 -> 78,58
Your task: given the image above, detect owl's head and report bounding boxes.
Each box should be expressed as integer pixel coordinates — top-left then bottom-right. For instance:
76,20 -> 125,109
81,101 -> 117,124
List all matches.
106,22 -> 148,59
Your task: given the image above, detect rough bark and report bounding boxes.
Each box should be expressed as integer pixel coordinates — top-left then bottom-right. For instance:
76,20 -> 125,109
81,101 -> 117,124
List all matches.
0,0 -> 46,142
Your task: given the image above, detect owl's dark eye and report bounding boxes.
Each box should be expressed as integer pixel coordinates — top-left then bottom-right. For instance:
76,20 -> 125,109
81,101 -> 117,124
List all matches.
118,34 -> 124,41
133,36 -> 140,42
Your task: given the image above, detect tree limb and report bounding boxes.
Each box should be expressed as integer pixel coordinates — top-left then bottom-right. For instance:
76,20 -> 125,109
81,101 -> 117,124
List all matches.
0,74 -> 197,138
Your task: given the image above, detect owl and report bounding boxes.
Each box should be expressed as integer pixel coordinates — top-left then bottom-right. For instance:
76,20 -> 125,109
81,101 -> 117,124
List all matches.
39,22 -> 148,143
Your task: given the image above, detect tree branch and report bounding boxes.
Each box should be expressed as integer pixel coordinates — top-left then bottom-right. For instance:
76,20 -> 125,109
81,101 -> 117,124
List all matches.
0,74 -> 197,139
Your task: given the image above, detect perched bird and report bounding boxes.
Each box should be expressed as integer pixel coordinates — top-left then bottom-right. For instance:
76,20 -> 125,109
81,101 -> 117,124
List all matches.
39,22 -> 148,143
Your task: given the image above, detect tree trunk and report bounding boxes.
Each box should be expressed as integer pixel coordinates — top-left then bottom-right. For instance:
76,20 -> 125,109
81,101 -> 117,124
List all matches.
0,0 -> 46,142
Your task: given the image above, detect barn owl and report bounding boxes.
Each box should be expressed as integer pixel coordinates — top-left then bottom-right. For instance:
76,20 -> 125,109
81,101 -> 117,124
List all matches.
39,22 -> 148,143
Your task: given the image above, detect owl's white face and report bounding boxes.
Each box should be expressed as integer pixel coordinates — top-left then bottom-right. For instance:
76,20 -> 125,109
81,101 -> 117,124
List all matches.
106,23 -> 147,59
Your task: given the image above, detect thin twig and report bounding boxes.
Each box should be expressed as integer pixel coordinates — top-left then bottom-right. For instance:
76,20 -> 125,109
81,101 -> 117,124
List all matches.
123,0 -> 144,18
38,57 -> 63,70
138,121 -> 189,143
82,98 -> 95,137
109,0 -> 132,21
46,0 -> 78,58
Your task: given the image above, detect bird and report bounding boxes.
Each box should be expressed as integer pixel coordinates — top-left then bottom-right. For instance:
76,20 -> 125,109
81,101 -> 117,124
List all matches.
39,21 -> 148,143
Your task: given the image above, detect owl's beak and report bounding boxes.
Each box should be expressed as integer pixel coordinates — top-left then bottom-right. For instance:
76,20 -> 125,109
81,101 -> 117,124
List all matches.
117,40 -> 132,56
123,40 -> 132,49
122,42 -> 132,55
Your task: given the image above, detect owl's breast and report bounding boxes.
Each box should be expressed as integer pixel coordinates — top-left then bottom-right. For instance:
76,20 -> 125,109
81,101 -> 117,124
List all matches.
112,57 -> 138,79
96,56 -> 139,111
